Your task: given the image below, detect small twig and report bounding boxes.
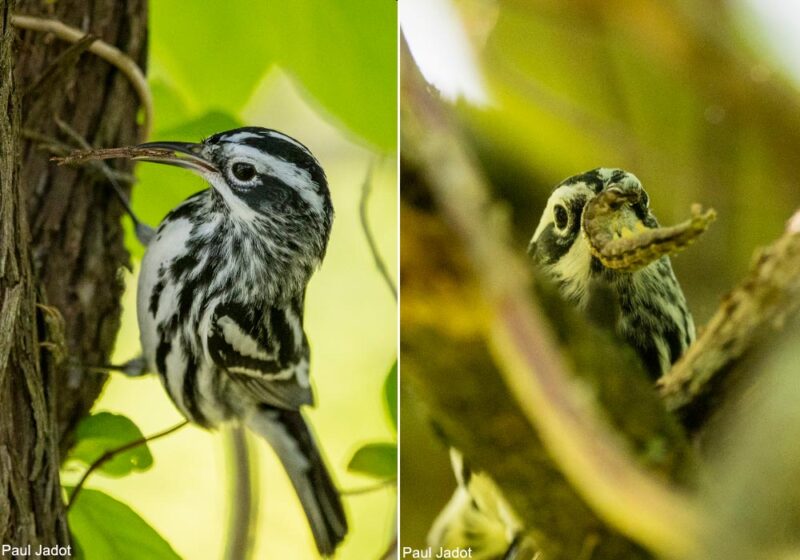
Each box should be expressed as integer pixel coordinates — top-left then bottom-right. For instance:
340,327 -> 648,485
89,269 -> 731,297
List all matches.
52,145 -> 172,166
66,420 -> 189,511
53,118 -> 151,235
658,220 -> 800,414
10,14 -> 152,140
360,161 -> 398,302
21,129 -> 136,184
340,478 -> 396,496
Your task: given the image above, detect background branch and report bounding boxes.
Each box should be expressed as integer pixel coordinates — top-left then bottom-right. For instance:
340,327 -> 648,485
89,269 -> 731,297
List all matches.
11,14 -> 152,140
360,160 -> 398,302
659,226 -> 800,422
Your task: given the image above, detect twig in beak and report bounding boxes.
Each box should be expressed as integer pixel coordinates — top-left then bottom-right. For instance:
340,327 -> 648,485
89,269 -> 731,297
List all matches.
51,146 -> 175,166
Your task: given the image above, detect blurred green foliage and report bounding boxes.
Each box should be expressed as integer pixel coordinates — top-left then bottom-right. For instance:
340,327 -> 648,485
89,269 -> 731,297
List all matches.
149,0 -> 396,151
402,0 -> 800,551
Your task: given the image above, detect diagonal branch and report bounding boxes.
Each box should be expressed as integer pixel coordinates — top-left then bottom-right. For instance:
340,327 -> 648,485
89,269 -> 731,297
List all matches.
11,14 -> 152,140
66,420 -> 188,511
658,221 -> 800,418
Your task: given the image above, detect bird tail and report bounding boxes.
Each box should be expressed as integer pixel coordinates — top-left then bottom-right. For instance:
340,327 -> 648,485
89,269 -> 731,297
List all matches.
247,407 -> 348,556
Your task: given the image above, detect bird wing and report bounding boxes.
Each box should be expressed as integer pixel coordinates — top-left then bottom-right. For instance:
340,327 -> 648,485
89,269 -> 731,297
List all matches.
207,300 -> 314,410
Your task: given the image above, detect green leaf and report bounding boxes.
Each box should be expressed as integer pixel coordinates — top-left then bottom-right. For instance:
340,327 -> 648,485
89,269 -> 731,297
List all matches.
148,1 -> 395,150
149,2 -> 274,112
68,412 -> 152,477
149,78 -> 191,135
347,442 -> 397,479
68,488 -> 181,560
384,360 -> 397,431
263,0 -> 397,151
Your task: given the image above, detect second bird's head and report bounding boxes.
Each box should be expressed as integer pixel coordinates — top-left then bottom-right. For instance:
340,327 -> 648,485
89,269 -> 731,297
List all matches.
135,126 -> 334,238
528,168 -> 659,306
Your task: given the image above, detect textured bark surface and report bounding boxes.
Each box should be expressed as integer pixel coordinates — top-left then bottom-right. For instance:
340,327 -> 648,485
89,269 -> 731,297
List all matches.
0,0 -> 147,550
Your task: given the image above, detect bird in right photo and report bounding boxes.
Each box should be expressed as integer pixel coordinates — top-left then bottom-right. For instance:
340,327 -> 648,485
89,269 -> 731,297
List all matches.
399,2 -> 800,560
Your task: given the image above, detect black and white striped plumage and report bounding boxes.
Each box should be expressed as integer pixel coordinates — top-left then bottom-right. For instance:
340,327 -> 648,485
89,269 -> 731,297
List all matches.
135,127 -> 346,556
529,167 -> 695,378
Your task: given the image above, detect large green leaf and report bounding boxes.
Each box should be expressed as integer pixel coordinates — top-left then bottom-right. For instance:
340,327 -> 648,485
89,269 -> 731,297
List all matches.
149,2 -> 274,112
149,78 -> 191,135
148,1 -> 395,151
67,412 -> 153,477
69,489 -> 181,560
263,0 -> 397,151
347,442 -> 397,480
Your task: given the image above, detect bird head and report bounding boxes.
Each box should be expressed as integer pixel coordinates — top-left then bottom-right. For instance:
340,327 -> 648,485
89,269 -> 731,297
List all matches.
134,127 -> 333,234
528,168 -> 659,306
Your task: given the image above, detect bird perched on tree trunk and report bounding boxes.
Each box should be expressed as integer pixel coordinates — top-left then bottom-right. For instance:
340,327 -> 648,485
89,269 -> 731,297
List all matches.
133,127 -> 347,556
430,168 -> 712,559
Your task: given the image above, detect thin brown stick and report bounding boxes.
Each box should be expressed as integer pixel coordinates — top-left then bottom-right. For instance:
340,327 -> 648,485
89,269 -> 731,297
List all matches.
51,146 -> 172,166
10,14 -> 152,140
66,420 -> 189,511
360,160 -> 398,301
22,129 -> 136,184
53,118 -> 151,236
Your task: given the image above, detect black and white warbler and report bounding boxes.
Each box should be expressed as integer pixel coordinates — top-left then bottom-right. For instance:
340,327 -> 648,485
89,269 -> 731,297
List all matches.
134,127 -> 346,555
528,167 -> 695,379
430,168 -> 697,559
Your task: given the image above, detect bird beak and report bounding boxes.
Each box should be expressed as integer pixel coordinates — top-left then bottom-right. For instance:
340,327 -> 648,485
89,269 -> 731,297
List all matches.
133,141 -> 218,174
583,187 -> 715,272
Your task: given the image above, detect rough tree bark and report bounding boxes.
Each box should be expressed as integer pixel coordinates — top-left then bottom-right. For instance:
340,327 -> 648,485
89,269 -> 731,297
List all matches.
0,0 -> 147,551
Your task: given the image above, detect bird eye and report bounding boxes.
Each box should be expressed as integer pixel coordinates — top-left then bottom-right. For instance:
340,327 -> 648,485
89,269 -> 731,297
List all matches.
554,205 -> 569,230
231,162 -> 256,182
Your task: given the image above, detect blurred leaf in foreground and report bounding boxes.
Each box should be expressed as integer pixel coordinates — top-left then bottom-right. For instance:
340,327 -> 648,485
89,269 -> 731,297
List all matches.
69,488 -> 181,560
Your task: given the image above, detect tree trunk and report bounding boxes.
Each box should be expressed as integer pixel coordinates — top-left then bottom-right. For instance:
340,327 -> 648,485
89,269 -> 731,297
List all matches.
0,0 -> 147,551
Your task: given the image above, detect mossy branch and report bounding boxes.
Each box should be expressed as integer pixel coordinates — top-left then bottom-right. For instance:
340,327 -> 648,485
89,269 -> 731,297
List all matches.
658,226 -> 800,418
